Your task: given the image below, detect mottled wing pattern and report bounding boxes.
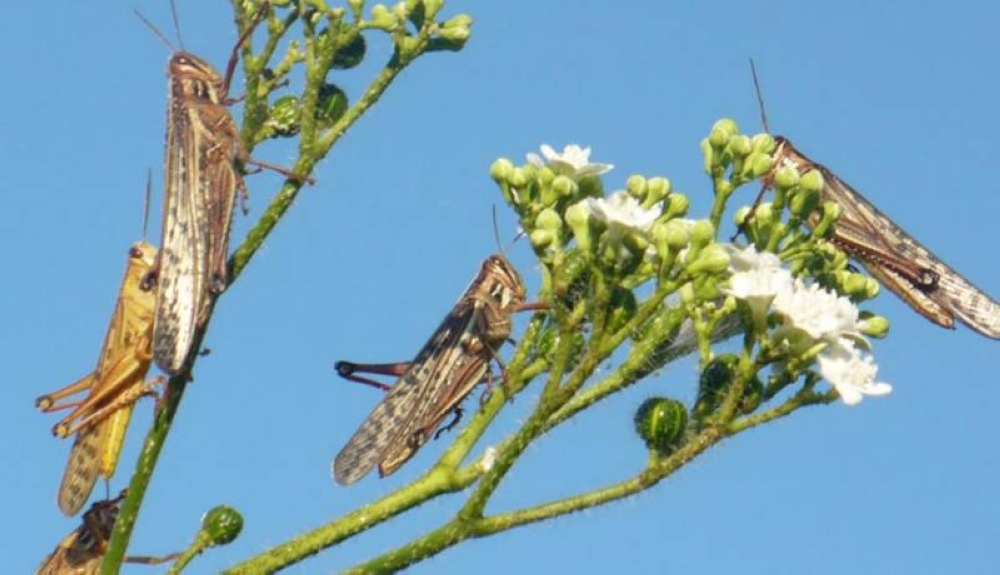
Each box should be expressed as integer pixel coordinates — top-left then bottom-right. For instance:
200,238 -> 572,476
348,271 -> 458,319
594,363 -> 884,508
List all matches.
333,297 -> 482,485
199,108 -> 241,296
778,140 -> 1000,339
154,97 -> 210,374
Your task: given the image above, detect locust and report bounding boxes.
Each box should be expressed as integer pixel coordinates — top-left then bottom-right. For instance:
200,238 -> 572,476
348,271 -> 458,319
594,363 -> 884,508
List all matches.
138,1 -> 312,375
333,255 -> 545,485
746,60 -> 1000,338
36,240 -> 162,516
36,490 -> 176,574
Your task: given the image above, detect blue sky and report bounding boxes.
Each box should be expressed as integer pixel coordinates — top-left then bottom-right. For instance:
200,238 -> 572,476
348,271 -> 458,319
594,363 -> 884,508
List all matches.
5,1 -> 999,573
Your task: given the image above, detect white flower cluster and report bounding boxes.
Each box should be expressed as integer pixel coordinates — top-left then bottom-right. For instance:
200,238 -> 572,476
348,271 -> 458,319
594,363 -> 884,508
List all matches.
527,144 -> 614,178
721,245 -> 891,405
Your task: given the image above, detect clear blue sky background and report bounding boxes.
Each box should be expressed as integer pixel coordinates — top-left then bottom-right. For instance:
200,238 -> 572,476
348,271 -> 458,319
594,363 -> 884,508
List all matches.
4,1 -> 999,573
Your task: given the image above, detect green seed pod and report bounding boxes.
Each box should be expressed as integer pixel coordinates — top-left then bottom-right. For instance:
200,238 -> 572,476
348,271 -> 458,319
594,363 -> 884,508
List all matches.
693,354 -> 738,420
332,29 -> 366,69
634,397 -> 688,455
264,95 -> 301,138
315,83 -> 349,127
200,505 -> 244,547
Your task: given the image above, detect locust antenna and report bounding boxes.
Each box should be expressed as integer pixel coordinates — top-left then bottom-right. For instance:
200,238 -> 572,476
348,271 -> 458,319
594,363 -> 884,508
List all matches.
169,0 -> 186,51
133,10 -> 177,53
492,205 -> 506,257
142,169 -> 153,240
749,58 -> 771,134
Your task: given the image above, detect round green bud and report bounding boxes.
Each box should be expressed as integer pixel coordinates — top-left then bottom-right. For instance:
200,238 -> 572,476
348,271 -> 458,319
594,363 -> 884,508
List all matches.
701,138 -> 716,174
860,313 -> 890,339
529,229 -> 555,249
370,4 -> 398,29
657,219 -> 690,252
437,22 -> 471,45
626,175 -> 647,201
708,119 -> 739,148
201,505 -> 244,547
689,220 -> 716,248
443,13 -> 473,29
422,0 -> 444,18
751,133 -> 776,154
788,184 -> 819,219
509,167 -> 530,189
863,277 -> 880,300
799,169 -> 825,195
315,83 -> 349,126
634,397 -> 688,454
727,135 -> 752,158
264,95 -> 301,137
773,166 -> 800,191
565,201 -> 593,252
537,166 -> 556,185
686,244 -> 730,275
535,207 -> 562,233
663,193 -> 690,220
841,271 -> 871,298
645,177 -> 671,206
490,158 -> 514,182
745,152 -> 774,179
552,175 -> 576,198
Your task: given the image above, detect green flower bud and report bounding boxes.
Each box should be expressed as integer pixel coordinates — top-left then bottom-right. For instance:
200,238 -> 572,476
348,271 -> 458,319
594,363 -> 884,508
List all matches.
773,166 -> 800,191
264,95 -> 301,138
744,152 -> 774,179
840,271 -> 871,298
201,505 -> 244,547
490,158 -> 514,182
370,4 -> 398,29
529,229 -> 555,249
788,183 -> 820,219
644,177 -> 671,207
423,0 -> 444,19
799,168 -> 825,195
535,207 -> 562,233
862,276 -> 880,300
811,201 -> 843,238
509,167 -> 529,189
634,398 -> 688,455
315,83 -> 349,127
686,243 -> 730,275
859,312 -> 890,339
727,135 -> 752,158
536,166 -> 556,185
693,354 -> 738,420
552,175 -> 576,198
565,202 -> 594,253
443,13 -> 473,29
689,220 -> 715,248
432,14 -> 473,49
663,193 -> 690,220
751,133 -> 776,154
554,249 -> 590,306
708,118 -> 739,148
657,219 -> 691,252
348,0 -> 364,18
701,138 -> 716,174
626,175 -> 647,202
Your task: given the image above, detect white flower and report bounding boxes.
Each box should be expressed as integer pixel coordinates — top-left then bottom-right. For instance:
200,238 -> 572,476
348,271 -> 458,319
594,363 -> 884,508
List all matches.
722,244 -> 782,273
817,344 -> 892,405
480,446 -> 498,473
580,191 -> 661,232
526,144 -> 613,178
723,267 -> 794,302
773,279 -> 862,343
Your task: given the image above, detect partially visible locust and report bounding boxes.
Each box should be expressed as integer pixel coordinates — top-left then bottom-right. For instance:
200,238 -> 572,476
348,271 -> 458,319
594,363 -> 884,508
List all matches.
35,490 -> 176,574
745,60 -> 1000,338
